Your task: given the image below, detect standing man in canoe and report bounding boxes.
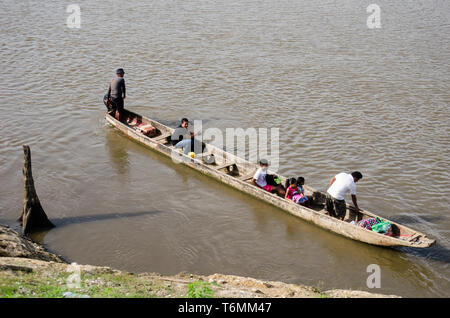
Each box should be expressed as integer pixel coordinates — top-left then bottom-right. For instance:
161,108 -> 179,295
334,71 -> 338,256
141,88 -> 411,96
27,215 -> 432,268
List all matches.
326,171 -> 363,220
107,68 -> 126,121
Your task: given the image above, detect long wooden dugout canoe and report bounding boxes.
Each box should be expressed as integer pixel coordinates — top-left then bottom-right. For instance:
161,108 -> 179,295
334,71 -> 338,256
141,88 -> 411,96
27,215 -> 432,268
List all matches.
105,109 -> 436,248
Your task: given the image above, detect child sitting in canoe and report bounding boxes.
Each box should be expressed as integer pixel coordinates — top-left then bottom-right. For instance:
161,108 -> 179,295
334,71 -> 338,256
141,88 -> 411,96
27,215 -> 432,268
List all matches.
284,177 -> 310,206
252,159 -> 286,197
296,177 -> 311,207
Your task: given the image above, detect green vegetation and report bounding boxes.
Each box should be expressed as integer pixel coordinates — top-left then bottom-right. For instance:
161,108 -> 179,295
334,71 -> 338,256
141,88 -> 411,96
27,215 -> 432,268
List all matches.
186,281 -> 215,298
0,272 -> 70,298
0,270 -> 167,298
312,283 -> 329,299
0,261 -> 388,299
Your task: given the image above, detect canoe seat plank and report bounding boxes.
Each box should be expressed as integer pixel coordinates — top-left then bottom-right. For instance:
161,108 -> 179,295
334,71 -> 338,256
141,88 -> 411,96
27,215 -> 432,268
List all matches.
197,153 -> 212,158
238,171 -> 256,181
409,234 -> 421,242
152,133 -> 172,142
215,162 -> 237,170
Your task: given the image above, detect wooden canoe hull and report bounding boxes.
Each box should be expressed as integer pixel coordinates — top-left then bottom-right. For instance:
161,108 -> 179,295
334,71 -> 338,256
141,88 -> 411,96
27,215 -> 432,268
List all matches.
105,110 -> 436,248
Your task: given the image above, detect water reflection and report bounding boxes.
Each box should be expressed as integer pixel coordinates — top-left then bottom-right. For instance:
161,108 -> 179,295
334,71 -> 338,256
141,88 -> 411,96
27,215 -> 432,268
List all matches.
105,128 -> 130,175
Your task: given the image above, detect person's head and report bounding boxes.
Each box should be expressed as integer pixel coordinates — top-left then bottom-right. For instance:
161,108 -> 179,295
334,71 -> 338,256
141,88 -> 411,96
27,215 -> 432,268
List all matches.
387,224 -> 400,237
284,177 -> 296,189
259,159 -> 269,171
297,176 -> 305,186
180,118 -> 189,128
351,171 -> 363,183
116,68 -> 125,77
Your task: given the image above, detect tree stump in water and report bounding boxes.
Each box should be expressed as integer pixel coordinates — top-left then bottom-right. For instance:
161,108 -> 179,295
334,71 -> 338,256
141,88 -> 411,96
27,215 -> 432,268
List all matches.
19,145 -> 54,234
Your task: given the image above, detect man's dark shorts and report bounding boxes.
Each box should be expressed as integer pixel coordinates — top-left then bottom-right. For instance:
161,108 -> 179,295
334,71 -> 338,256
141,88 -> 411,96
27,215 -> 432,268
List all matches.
111,98 -> 124,112
326,194 -> 347,219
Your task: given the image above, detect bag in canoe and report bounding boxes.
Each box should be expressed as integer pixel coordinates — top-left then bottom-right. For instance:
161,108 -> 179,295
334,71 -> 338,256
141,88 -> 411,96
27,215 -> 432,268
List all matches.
371,220 -> 391,234
266,174 -> 282,186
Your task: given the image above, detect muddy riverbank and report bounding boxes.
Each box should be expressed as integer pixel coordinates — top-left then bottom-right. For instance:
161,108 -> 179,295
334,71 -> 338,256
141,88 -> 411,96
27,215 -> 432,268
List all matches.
0,224 -> 398,298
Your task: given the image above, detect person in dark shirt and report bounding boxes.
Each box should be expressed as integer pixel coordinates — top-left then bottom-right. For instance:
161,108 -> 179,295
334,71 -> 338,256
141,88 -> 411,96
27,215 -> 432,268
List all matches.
107,68 -> 126,121
171,118 -> 195,154
171,118 -> 204,154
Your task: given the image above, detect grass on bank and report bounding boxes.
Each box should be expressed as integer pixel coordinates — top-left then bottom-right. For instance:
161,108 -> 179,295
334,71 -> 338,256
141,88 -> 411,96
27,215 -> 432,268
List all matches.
0,270 -> 166,298
186,281 -> 217,298
0,266 -> 223,298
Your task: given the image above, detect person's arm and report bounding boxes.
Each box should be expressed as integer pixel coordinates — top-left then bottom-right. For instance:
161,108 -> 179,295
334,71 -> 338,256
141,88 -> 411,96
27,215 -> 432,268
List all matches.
298,187 -> 305,198
350,182 -> 359,211
252,170 -> 262,188
122,80 -> 126,99
329,177 -> 336,187
107,83 -> 111,99
184,130 -> 194,139
191,131 -> 202,138
351,194 -> 359,212
252,178 -> 262,188
284,188 -> 290,199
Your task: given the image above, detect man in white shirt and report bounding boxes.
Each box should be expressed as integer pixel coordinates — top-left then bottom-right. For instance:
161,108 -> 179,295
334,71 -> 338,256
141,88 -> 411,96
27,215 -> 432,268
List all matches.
326,171 -> 363,220
252,159 -> 285,197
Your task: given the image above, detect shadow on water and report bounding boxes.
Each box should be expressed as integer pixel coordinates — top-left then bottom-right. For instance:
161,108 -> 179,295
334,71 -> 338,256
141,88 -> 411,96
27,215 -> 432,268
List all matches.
29,210 -> 162,243
51,210 -> 162,227
389,215 -> 450,264
396,244 -> 450,264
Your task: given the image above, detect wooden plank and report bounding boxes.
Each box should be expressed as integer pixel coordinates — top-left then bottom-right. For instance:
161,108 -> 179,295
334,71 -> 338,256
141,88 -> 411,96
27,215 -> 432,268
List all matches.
409,234 -> 421,242
197,152 -> 212,158
152,133 -> 172,142
215,162 -> 236,170
238,170 -> 256,181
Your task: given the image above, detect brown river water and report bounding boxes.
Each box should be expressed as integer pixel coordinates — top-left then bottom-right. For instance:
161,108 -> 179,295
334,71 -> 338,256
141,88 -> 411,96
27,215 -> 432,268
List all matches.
1,1 -> 449,297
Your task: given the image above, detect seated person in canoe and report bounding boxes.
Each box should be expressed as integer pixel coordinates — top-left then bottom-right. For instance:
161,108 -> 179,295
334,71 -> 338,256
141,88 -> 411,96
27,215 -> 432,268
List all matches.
284,177 -> 311,207
252,159 -> 285,197
171,118 -> 203,154
296,176 -> 312,207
